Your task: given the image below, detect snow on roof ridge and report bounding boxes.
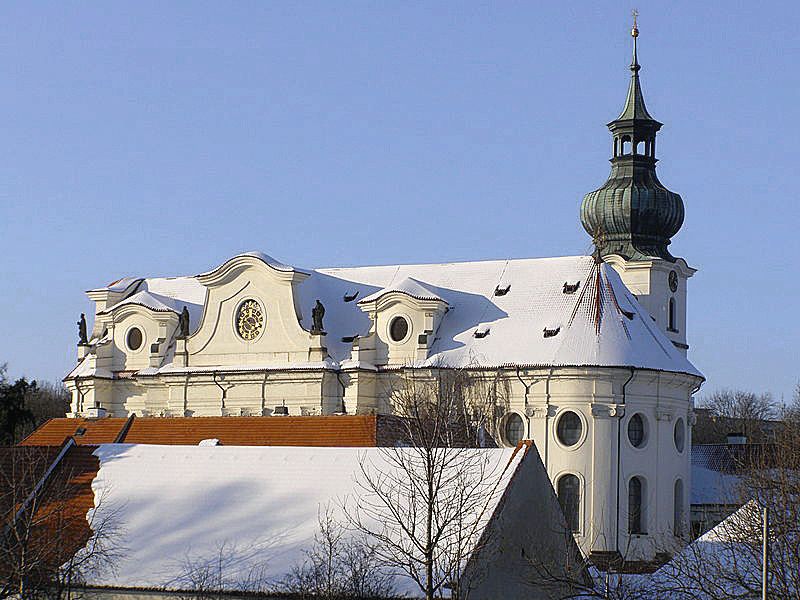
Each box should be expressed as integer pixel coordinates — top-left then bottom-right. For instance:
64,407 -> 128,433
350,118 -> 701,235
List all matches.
358,276 -> 446,304
97,290 -> 180,315
317,253 -> 589,273
197,251 -> 310,277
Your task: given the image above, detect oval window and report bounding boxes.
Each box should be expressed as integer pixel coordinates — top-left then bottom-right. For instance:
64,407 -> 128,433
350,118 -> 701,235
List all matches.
126,327 -> 143,351
674,418 -> 685,453
556,411 -> 583,447
504,413 -> 525,446
389,316 -> 410,342
628,413 -> 646,448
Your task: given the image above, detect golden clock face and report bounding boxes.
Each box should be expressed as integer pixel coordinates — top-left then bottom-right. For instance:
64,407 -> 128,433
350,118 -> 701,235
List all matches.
236,299 -> 264,341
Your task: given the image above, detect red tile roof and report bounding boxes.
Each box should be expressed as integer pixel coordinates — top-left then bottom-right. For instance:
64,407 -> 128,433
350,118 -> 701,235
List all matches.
20,414 -> 407,447
0,444 -> 100,581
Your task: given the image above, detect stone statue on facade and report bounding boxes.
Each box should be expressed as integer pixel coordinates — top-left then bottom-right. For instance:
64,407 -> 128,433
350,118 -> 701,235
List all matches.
311,300 -> 325,334
77,313 -> 88,345
179,306 -> 190,338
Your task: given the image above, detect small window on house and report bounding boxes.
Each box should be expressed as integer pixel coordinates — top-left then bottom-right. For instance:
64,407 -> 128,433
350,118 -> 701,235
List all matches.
674,479 -> 684,537
563,282 -> 580,294
494,284 -> 511,296
556,411 -> 583,447
341,335 -> 358,343
543,327 -> 561,338
557,474 -> 581,533
389,316 -> 410,343
628,476 -> 646,534
343,291 -> 359,302
126,327 -> 143,351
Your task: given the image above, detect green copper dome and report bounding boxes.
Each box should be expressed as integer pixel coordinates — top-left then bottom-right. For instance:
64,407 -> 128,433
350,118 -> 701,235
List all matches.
580,29 -> 684,262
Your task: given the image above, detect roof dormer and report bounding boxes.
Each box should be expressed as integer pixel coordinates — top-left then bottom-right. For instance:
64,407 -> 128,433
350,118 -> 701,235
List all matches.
357,277 -> 449,366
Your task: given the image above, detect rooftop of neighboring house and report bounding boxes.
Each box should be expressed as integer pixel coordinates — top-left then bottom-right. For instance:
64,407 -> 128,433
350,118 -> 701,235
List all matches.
18,414 -> 410,448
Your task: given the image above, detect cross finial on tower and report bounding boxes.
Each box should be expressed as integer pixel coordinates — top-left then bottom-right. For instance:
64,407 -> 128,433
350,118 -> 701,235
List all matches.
630,9 -> 640,70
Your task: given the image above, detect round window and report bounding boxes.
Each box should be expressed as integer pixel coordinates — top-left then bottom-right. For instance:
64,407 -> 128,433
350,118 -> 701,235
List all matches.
389,316 -> 410,342
556,411 -> 583,447
126,327 -> 143,351
504,413 -> 525,446
674,418 -> 685,453
628,413 -> 646,448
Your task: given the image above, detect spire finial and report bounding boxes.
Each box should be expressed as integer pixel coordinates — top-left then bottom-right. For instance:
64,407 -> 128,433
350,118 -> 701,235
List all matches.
630,9 -> 640,71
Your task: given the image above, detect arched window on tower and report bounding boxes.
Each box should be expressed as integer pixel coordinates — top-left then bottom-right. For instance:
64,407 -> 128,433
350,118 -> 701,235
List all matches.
674,479 -> 685,537
628,476 -> 646,534
621,135 -> 631,155
668,297 -> 677,332
557,474 -> 581,533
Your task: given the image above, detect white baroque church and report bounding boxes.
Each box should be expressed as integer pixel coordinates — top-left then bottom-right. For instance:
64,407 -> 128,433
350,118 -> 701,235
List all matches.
65,28 -> 703,567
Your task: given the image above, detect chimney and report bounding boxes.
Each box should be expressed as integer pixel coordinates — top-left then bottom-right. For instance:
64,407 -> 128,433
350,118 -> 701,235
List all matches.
727,432 -> 747,445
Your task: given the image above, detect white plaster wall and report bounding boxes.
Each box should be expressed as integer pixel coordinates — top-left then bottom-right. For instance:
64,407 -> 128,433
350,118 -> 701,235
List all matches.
605,256 -> 695,355
73,362 -> 698,564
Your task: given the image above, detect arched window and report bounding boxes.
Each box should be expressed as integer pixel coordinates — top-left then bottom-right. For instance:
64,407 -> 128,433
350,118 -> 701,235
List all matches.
557,474 -> 580,533
674,479 -> 684,537
668,297 -> 676,331
628,476 -> 646,534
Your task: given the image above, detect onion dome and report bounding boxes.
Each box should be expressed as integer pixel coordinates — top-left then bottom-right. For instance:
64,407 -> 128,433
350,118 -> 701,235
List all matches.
580,19 -> 684,262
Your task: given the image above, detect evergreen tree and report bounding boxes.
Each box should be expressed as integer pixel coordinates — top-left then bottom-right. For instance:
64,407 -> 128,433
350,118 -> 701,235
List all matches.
0,364 -> 37,444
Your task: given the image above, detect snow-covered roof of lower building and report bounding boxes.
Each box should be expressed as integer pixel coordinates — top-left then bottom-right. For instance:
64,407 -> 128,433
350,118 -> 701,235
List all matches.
691,465 -> 742,505
83,444 -> 529,596
83,252 -> 702,378
642,502 -> 782,599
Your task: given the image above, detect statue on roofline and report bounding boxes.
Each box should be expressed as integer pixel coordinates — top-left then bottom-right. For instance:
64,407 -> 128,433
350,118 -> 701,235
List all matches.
311,299 -> 325,334
77,313 -> 88,346
179,306 -> 190,339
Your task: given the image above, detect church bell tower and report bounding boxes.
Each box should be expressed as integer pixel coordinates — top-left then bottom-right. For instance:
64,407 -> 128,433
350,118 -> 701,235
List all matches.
580,18 -> 694,354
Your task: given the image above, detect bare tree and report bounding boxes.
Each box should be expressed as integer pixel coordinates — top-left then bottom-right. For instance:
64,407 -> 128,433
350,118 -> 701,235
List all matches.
694,389 -> 777,444
280,507 -> 395,599
0,446 -> 123,600
21,381 -> 71,440
642,405 -> 800,599
172,541 -> 275,600
346,367 -> 510,600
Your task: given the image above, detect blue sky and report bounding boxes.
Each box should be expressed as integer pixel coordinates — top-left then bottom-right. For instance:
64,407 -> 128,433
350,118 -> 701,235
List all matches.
1,2 -> 798,404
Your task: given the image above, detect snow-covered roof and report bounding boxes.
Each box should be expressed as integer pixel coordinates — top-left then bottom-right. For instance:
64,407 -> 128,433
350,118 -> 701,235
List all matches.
89,276 -> 141,293
95,276 -> 206,333
358,276 -> 447,304
197,250 -> 307,276
690,444 -> 750,505
87,253 -> 702,377
691,465 -> 742,505
98,290 -> 179,315
300,255 -> 701,376
84,444 -> 526,595
642,502 -> 770,599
